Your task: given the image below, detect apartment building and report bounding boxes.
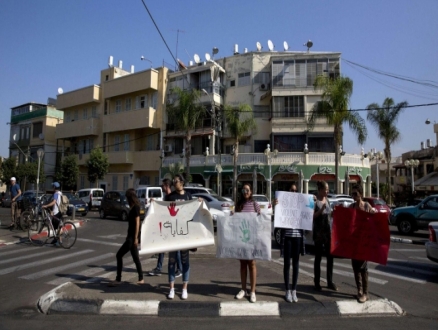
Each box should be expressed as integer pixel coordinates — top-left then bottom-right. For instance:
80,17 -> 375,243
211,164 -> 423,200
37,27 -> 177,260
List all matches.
8,101 -> 63,191
56,58 -> 168,191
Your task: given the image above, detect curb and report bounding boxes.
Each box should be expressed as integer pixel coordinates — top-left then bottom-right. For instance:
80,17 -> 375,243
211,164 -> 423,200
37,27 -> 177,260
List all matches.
390,236 -> 427,245
38,283 -> 405,317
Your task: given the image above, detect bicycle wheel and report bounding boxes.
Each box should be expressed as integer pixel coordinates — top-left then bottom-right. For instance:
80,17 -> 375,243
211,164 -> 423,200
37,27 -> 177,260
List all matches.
28,219 -> 50,246
20,211 -> 32,231
59,221 -> 77,249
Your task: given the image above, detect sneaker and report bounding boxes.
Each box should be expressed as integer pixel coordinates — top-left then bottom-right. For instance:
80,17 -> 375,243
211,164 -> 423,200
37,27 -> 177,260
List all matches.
327,282 -> 338,291
168,289 -> 175,299
250,292 -> 256,303
292,290 -> 298,303
285,290 -> 292,303
181,289 -> 188,300
235,290 -> 248,299
148,268 -> 162,276
175,270 -> 182,278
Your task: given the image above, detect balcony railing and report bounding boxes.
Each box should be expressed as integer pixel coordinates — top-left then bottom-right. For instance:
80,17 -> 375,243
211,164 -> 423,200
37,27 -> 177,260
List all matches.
166,118 -> 214,132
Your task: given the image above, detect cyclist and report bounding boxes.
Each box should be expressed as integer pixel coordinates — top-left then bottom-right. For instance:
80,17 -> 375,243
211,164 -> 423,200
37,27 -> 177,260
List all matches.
9,177 -> 22,229
41,182 -> 63,245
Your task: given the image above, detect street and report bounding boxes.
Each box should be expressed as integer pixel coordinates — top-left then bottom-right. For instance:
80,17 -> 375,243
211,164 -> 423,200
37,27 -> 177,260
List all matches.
0,207 -> 437,329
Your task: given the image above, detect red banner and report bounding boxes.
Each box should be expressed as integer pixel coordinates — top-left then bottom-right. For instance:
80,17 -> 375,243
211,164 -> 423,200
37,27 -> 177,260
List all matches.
330,207 -> 390,265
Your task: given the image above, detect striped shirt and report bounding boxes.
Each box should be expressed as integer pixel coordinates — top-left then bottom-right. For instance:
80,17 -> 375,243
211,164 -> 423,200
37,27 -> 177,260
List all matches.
284,228 -> 302,238
238,200 -> 261,213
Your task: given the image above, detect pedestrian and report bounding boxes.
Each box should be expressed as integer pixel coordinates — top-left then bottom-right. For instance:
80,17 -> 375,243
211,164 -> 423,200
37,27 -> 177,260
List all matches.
313,180 -> 338,292
148,178 -> 183,278
108,188 -> 144,286
8,177 -> 22,229
165,174 -> 192,300
41,182 -> 63,245
349,184 -> 376,303
234,182 -> 261,303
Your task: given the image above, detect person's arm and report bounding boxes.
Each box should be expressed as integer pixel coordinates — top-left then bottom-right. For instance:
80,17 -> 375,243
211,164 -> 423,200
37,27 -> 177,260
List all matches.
313,202 -> 326,220
134,214 -> 140,246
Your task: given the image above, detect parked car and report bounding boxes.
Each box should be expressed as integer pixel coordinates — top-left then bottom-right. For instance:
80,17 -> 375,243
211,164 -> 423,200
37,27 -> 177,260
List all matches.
191,193 -> 234,212
135,186 -> 163,211
99,191 -> 145,221
78,188 -> 104,210
426,222 -> 438,263
363,197 -> 391,222
327,194 -> 352,199
328,197 -> 354,208
63,192 -> 89,217
253,194 -> 273,216
390,195 -> 438,234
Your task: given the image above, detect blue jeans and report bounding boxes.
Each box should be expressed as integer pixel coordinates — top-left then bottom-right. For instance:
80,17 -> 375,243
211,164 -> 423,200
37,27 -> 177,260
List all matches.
156,251 -> 182,272
168,250 -> 189,283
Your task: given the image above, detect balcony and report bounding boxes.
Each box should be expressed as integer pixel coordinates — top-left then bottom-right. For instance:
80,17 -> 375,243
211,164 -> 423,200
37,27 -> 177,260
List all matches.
166,118 -> 214,133
104,70 -> 158,99
133,150 -> 161,171
106,151 -> 134,164
103,107 -> 156,133
56,117 -> 100,140
57,85 -> 100,109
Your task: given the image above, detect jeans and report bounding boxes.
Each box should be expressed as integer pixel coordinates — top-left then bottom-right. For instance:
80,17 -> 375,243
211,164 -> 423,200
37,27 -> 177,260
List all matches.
156,251 -> 182,272
116,237 -> 143,282
168,250 -> 189,283
283,237 -> 301,290
314,240 -> 334,285
11,201 -> 20,225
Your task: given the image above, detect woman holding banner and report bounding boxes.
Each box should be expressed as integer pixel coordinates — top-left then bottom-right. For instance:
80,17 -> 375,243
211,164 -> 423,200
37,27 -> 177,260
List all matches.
349,184 -> 376,303
234,183 -> 261,303
313,181 -> 338,292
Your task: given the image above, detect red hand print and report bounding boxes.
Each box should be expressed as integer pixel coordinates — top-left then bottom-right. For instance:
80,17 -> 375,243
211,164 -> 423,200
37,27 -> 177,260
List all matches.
167,202 -> 179,217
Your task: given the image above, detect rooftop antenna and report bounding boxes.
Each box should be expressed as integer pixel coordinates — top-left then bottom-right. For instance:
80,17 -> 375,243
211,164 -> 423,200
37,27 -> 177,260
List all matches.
267,39 -> 274,51
304,40 -> 313,52
283,41 -> 289,51
212,47 -> 219,59
193,54 -> 200,64
172,29 -> 185,70
256,41 -> 262,51
58,88 -> 63,94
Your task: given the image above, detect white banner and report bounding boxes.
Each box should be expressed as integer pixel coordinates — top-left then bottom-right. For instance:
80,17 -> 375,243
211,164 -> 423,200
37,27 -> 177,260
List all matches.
139,200 -> 215,255
274,191 -> 314,230
216,212 -> 272,261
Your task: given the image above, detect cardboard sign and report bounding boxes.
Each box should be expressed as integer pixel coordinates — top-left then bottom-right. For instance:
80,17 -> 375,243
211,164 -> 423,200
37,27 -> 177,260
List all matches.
216,212 -> 272,261
139,200 -> 215,255
274,191 -> 314,230
331,207 -> 390,265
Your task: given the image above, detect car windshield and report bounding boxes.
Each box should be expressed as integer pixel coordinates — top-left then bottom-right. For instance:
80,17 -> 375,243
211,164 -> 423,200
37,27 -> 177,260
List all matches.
93,190 -> 104,197
64,193 -> 80,201
373,199 -> 387,206
253,195 -> 269,202
210,195 -> 228,201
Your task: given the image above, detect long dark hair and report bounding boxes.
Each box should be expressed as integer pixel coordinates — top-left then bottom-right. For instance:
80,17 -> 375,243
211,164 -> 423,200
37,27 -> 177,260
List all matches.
125,188 -> 140,208
235,182 -> 253,212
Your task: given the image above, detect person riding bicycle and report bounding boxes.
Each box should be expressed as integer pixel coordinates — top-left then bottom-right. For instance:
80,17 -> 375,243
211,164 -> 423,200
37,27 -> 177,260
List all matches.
9,177 -> 22,229
41,182 -> 63,245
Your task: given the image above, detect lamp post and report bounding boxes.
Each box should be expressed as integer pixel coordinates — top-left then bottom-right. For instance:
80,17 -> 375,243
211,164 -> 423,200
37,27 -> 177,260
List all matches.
404,159 -> 419,193
159,149 -> 165,181
36,149 -> 44,200
264,144 -> 278,202
367,149 -> 384,198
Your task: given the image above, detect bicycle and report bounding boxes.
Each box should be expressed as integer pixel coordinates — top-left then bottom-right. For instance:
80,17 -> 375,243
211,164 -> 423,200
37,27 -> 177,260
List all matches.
19,197 -> 38,232
28,204 -> 77,249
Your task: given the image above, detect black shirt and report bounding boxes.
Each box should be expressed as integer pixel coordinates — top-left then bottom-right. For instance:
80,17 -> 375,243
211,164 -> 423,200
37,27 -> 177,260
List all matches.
127,204 -> 141,239
165,190 -> 192,202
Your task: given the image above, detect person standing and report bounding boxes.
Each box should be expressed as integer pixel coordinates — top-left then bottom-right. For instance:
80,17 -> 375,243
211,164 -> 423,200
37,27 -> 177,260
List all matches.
349,184 -> 376,303
41,182 -> 63,245
234,183 -> 261,303
9,177 -> 22,229
108,188 -> 144,286
313,180 -> 338,292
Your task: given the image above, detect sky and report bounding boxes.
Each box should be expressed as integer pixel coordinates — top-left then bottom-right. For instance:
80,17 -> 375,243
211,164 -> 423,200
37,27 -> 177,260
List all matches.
1,0 -> 437,159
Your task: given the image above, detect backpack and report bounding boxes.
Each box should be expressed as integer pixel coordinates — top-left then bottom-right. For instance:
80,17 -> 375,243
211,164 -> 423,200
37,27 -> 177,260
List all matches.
56,193 -> 69,214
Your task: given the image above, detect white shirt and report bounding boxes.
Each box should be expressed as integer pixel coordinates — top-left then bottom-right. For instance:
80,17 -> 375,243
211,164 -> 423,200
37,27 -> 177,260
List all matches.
53,191 -> 62,215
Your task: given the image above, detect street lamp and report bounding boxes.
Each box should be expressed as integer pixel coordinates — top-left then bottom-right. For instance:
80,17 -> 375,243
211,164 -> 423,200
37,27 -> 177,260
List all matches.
264,144 -> 278,202
36,148 -> 44,200
368,149 -> 384,198
159,149 -> 165,181
404,159 -> 420,193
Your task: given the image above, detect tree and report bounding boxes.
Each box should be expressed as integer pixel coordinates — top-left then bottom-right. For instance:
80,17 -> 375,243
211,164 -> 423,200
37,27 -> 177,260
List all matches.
1,158 -> 17,189
166,87 -> 206,183
86,147 -> 109,188
367,97 -> 408,205
164,162 -> 184,180
224,104 -> 257,204
308,76 -> 367,193
60,154 -> 79,190
16,161 -> 44,191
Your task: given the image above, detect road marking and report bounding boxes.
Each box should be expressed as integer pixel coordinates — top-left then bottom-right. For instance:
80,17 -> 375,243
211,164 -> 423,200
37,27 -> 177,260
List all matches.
20,253 -> 114,280
0,247 -> 31,257
390,248 -> 425,252
0,250 -> 58,265
100,300 -> 160,315
387,257 -> 438,269
220,301 -> 279,316
47,264 -> 111,286
0,250 -> 93,276
337,298 -> 404,315
97,234 -> 123,240
77,238 -> 121,247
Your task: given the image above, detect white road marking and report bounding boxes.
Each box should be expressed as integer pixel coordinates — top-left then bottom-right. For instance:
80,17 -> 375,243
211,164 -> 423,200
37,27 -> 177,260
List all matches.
337,298 -> 404,315
220,301 -> 279,316
77,238 -> 121,247
100,300 -> 160,315
47,264 -> 111,286
97,234 -> 123,240
0,250 -> 58,265
0,247 -> 31,257
0,250 -> 93,276
20,253 -> 114,280
390,248 -> 425,252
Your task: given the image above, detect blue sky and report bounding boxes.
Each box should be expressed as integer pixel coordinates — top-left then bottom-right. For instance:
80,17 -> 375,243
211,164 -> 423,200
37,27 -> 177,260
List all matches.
1,0 -> 437,159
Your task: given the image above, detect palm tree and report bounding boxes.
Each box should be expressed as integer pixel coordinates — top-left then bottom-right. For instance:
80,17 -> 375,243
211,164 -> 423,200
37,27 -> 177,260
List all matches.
224,104 -> 257,204
166,87 -> 206,182
366,97 -> 408,205
308,76 -> 367,193
164,162 -> 184,180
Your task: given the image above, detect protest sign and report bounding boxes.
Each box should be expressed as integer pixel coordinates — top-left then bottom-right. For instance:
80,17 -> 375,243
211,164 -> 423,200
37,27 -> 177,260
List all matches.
216,212 -> 272,261
331,207 -> 390,265
273,191 -> 314,230
139,200 -> 215,255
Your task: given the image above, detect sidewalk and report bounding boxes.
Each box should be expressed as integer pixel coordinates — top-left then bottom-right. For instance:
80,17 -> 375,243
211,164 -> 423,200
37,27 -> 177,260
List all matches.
38,248 -> 404,317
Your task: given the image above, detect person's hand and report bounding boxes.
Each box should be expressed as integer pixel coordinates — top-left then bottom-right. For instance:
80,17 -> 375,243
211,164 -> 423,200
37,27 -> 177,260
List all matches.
370,207 -> 377,214
273,198 -> 278,206
134,238 -> 138,246
197,197 -> 203,202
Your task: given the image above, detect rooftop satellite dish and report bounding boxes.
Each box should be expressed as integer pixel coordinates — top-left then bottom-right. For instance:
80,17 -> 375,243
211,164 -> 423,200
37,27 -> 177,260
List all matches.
193,54 -> 200,64
267,40 -> 274,51
205,53 -> 211,61
256,41 -> 262,51
12,134 -> 17,142
283,41 -> 289,51
58,87 -> 63,94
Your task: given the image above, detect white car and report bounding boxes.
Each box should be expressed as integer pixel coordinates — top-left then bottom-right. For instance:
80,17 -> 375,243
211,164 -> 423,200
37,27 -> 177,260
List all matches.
426,222 -> 438,263
253,194 -> 273,216
191,193 -> 234,212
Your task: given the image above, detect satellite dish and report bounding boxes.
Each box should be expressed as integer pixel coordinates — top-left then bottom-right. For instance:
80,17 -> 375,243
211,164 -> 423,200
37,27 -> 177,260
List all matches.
267,40 -> 274,51
256,41 -> 262,51
304,40 -> 313,51
193,54 -> 200,64
283,41 -> 289,51
12,134 -> 17,142
58,88 -> 63,94
205,53 -> 211,61
39,133 -> 45,140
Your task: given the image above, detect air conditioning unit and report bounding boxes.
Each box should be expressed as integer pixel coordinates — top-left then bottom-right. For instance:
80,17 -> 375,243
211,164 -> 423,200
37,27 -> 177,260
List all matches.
164,145 -> 173,152
260,83 -> 270,91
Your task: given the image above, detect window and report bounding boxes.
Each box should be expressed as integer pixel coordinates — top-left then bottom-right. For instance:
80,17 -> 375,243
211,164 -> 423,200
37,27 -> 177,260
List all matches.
112,175 -> 118,191
151,92 -> 158,109
136,95 -> 148,109
229,80 -> 236,87
253,106 -> 270,118
254,140 -> 270,153
80,175 -> 85,189
123,175 -> 129,191
125,98 -> 131,111
308,136 -> 334,152
104,100 -> 108,115
146,134 -> 155,151
66,111 -> 71,122
154,176 -> 159,186
273,135 -> 306,152
103,133 -> 107,152
253,72 -> 270,85
32,122 -> 43,138
114,135 -> 120,152
124,134 -> 130,151
115,100 -> 122,113
74,110 -> 79,121
238,72 -> 250,86
83,108 -> 88,120
174,138 -> 184,155
273,96 -> 304,118
91,106 -> 98,118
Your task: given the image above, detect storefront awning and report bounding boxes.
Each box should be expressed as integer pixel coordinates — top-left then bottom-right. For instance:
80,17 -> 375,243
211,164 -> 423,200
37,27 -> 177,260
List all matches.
414,172 -> 438,188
